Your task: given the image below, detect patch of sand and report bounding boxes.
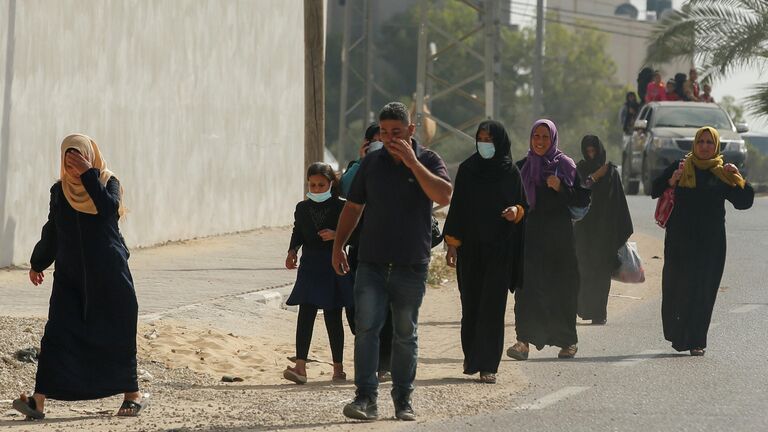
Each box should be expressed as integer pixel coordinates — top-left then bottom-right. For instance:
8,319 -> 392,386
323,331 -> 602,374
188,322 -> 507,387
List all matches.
0,232 -> 665,431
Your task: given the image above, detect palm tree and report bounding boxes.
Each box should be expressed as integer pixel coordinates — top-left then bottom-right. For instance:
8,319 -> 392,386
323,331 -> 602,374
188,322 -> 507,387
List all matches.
645,0 -> 768,118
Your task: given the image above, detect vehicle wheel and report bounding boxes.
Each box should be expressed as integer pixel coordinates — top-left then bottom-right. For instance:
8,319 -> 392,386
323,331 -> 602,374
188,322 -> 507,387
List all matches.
625,180 -> 639,195
623,153 -> 639,195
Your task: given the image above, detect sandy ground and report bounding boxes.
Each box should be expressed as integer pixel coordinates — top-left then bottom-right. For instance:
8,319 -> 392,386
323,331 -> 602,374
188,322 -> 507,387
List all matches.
0,231 -> 663,431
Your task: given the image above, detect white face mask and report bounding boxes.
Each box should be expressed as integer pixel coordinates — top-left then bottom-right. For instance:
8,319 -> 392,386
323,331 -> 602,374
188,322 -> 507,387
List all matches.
477,141 -> 496,159
367,141 -> 384,153
306,184 -> 333,203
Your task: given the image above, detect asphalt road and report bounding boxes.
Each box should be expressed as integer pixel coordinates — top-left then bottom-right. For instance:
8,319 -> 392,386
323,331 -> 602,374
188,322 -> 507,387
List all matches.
415,196 -> 768,432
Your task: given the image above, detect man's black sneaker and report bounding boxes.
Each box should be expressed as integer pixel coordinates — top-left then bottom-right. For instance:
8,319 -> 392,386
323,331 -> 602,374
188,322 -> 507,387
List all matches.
343,395 -> 378,421
394,399 -> 416,421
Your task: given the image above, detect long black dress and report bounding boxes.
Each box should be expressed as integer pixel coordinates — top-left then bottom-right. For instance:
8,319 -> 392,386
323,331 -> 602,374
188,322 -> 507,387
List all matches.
574,139 -> 633,322
30,169 -> 138,400
651,161 -> 754,351
443,148 -> 526,375
514,158 -> 591,349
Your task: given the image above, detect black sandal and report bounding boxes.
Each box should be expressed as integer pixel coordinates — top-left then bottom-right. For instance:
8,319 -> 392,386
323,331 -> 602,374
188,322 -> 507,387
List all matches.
116,396 -> 150,417
12,396 -> 45,420
479,372 -> 497,384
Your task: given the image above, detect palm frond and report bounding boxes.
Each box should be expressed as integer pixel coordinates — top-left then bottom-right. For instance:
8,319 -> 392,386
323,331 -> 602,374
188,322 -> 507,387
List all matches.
646,1 -> 768,80
686,0 -> 768,14
745,83 -> 768,120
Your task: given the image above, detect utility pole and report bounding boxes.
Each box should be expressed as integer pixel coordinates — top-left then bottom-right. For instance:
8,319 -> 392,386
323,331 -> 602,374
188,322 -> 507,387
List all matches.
337,0 -> 381,165
533,0 -> 544,118
414,0 -> 502,147
304,0 -> 325,180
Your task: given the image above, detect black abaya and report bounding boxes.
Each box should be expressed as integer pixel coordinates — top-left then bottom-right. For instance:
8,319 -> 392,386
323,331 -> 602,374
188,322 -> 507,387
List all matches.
30,169 -> 138,400
652,161 -> 753,351
574,137 -> 633,321
514,158 -> 591,349
443,121 -> 526,374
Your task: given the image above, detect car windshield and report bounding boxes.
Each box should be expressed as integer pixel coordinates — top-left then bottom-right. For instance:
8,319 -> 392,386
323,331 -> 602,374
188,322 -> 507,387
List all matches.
745,136 -> 768,155
653,107 -> 734,130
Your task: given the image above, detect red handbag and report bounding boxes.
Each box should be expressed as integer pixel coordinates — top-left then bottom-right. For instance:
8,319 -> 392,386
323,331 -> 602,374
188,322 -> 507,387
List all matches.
654,187 -> 675,228
654,161 -> 684,228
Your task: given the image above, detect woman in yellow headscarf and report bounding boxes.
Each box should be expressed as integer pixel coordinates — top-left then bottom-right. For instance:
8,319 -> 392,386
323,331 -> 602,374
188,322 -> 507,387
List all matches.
12,134 -> 146,420
651,126 -> 754,356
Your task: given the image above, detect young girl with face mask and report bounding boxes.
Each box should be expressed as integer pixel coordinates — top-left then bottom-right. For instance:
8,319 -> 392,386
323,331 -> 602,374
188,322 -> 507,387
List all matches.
283,163 -> 354,384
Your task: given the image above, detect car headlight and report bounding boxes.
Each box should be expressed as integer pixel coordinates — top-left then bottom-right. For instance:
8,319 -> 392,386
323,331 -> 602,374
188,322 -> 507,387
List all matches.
652,137 -> 677,149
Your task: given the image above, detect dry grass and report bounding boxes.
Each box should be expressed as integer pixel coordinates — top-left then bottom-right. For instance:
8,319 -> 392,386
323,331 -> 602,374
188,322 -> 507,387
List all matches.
427,251 -> 456,288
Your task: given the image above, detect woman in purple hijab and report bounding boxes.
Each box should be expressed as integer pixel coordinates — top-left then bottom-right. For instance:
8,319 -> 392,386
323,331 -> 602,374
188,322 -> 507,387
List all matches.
507,119 -> 591,360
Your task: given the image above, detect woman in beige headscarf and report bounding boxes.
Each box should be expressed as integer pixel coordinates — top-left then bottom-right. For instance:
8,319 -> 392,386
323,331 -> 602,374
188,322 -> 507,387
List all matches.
651,126 -> 753,356
12,134 -> 147,420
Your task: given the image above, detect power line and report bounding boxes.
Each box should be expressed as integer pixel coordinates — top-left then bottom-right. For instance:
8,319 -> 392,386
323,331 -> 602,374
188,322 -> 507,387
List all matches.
510,10 -> 651,39
506,0 -> 655,32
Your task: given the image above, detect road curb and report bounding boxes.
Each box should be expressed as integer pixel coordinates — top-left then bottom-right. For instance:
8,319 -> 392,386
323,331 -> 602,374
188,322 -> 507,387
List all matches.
139,283 -> 295,322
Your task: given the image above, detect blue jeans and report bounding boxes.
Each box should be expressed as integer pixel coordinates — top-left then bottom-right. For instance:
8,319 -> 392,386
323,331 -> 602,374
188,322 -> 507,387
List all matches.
353,261 -> 428,401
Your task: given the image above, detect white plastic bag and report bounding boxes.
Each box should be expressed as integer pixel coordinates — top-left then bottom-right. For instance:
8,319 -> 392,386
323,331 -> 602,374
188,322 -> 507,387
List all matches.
612,241 -> 645,283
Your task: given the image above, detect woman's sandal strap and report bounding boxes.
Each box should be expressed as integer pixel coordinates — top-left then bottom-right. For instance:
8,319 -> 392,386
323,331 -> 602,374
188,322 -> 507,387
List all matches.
117,399 -> 146,417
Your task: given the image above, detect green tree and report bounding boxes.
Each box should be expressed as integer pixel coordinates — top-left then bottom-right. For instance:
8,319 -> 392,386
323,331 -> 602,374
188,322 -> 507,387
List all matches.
538,21 -> 626,161
719,95 -> 745,123
325,2 -> 627,167
646,0 -> 768,118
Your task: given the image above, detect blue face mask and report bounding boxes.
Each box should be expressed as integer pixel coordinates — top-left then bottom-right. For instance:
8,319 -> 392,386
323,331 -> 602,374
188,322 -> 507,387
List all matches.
477,141 -> 496,159
306,186 -> 332,203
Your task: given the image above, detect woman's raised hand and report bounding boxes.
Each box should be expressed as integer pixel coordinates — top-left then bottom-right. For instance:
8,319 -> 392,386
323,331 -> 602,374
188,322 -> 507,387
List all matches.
593,164 -> 609,180
29,270 -> 44,286
318,229 -> 336,241
669,166 -> 684,187
501,206 -> 518,222
724,163 -> 740,176
546,175 -> 561,192
65,151 -> 92,175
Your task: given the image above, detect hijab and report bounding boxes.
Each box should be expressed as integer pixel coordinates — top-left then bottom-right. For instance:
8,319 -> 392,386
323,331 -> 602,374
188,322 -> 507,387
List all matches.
466,120 -> 515,182
625,92 -> 639,110
679,126 -> 745,189
576,135 -> 606,179
60,134 -> 125,216
674,73 -> 688,100
637,67 -> 654,102
520,119 -> 577,209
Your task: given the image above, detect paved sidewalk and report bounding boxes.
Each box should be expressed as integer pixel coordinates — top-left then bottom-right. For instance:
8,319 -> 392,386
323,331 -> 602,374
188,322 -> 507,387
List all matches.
0,226 -> 297,317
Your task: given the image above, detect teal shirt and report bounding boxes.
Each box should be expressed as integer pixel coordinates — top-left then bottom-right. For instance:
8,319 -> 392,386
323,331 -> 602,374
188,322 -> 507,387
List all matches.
340,160 -> 361,198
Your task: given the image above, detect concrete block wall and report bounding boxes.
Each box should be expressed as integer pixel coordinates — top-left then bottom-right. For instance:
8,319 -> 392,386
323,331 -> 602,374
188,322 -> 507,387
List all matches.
0,0 -> 306,267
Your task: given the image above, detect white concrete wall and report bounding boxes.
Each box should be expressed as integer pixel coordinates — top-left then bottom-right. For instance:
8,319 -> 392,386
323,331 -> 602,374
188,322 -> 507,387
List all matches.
0,0 -> 306,267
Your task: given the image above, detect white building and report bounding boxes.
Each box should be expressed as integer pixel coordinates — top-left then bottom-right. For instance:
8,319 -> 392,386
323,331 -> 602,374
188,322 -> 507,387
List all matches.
0,0 -> 309,267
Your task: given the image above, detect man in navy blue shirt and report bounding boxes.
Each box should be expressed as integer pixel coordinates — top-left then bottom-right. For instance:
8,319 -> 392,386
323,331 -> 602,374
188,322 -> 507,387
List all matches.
333,102 -> 452,421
